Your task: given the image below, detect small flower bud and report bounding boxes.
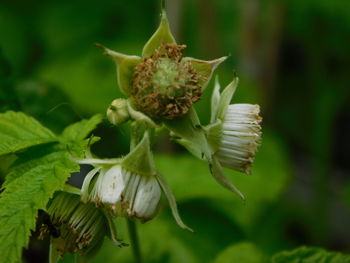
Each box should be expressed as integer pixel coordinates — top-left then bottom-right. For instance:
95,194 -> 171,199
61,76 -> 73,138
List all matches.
106,98 -> 130,125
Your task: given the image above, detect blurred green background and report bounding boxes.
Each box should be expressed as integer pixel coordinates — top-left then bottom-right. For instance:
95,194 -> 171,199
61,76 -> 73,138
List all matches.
1,0 -> 350,262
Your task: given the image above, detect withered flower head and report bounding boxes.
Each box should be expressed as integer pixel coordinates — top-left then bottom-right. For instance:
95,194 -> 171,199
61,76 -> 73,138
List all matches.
132,44 -> 204,119
98,10 -> 226,120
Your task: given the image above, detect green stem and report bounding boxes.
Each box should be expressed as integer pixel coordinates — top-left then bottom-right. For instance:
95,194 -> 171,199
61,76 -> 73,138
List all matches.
130,121 -> 143,150
128,122 -> 143,262
127,219 -> 142,263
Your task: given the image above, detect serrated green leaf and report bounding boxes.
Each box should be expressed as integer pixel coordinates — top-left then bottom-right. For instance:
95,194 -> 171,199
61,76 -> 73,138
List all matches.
3,143 -> 60,187
212,242 -> 266,263
61,114 -> 103,141
0,154 -> 17,179
0,111 -> 57,155
61,115 -> 103,158
0,147 -> 79,263
271,246 -> 350,263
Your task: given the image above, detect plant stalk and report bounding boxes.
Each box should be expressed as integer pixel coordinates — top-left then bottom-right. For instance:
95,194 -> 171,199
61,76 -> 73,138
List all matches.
127,219 -> 142,263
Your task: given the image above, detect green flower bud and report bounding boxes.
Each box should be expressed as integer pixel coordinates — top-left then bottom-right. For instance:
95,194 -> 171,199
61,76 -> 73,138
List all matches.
106,98 -> 130,125
131,44 -> 204,119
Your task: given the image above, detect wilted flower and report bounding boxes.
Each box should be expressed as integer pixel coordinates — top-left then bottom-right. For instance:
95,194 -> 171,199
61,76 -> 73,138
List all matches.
77,132 -> 191,230
41,191 -> 122,260
98,9 -> 226,121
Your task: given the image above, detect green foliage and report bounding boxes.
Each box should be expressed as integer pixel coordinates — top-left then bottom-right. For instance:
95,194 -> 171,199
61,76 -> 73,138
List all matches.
0,112 -> 103,263
0,111 -> 57,155
0,148 -> 78,263
212,242 -> 267,263
61,114 -> 103,157
271,246 -> 350,263
61,114 -> 103,141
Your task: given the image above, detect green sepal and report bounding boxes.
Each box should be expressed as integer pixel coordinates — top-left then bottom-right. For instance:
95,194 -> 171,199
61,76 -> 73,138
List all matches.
156,173 -> 193,232
142,9 -> 176,57
210,76 -> 221,123
164,108 -> 212,160
183,56 -> 227,91
122,132 -> 156,177
127,100 -> 159,128
62,184 -> 81,196
80,167 -> 101,203
172,137 -> 203,160
216,75 -> 239,121
205,120 -> 223,153
97,44 -> 141,95
103,209 -> 128,247
210,156 -> 245,200
61,114 -> 103,142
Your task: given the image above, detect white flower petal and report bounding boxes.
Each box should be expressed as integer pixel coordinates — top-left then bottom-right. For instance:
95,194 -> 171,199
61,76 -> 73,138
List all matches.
77,156 -> 163,223
133,177 -> 161,221
90,168 -> 107,202
100,165 -> 127,204
217,103 -> 262,174
123,170 -> 141,214
81,167 -> 101,203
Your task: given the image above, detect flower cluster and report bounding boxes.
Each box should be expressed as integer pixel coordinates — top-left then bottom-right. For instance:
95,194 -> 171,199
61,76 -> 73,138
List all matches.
46,7 -> 262,259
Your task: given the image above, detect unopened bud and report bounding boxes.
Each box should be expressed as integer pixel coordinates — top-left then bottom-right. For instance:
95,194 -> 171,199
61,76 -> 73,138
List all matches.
107,98 -> 130,125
